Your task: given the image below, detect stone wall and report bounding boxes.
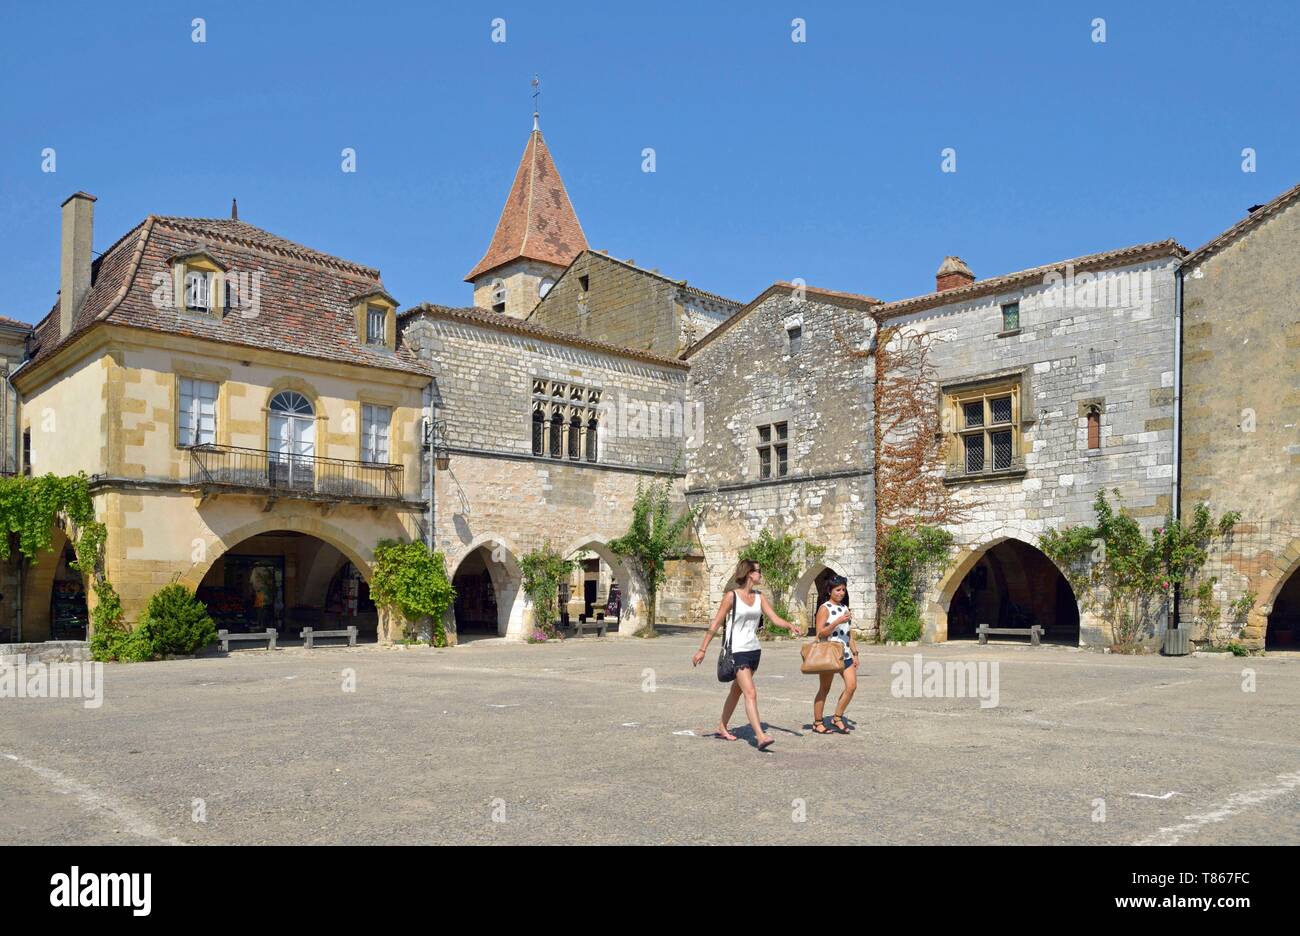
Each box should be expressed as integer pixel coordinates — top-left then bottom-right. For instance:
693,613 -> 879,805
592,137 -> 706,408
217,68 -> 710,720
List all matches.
1181,194 -> 1300,648
402,311 -> 689,476
529,251 -> 736,358
684,288 -> 878,630
883,256 -> 1181,646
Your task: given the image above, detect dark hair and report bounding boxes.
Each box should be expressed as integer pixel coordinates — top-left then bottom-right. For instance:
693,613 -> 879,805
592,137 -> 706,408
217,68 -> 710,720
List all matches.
825,574 -> 850,606
734,559 -> 761,587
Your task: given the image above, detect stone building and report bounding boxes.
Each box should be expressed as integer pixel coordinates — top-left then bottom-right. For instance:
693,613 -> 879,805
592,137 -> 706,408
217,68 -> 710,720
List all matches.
683,284 -> 879,631
7,110 -> 1297,653
875,243 -> 1185,647
1179,181 -> 1300,650
0,315 -> 33,642
11,193 -> 428,641
529,249 -> 738,358
465,116 -> 587,319
398,300 -> 706,640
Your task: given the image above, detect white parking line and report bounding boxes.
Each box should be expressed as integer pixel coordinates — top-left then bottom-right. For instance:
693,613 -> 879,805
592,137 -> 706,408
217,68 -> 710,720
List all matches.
1134,770 -> 1300,845
1,751 -> 185,846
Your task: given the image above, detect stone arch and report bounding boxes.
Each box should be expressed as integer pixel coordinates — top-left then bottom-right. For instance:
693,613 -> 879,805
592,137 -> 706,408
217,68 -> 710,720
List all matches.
1257,539 -> 1300,649
180,515 -> 374,593
791,557 -> 849,630
557,535 -> 649,636
926,527 -> 1085,644
20,526 -> 80,642
299,546 -> 352,608
448,534 -> 526,640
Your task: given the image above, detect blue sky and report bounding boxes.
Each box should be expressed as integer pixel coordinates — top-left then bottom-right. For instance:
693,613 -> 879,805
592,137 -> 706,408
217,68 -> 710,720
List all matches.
2,0 -> 1297,322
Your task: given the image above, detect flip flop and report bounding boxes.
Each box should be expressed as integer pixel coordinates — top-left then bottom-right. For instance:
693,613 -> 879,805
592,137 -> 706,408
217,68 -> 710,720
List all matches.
757,737 -> 775,751
713,729 -> 739,741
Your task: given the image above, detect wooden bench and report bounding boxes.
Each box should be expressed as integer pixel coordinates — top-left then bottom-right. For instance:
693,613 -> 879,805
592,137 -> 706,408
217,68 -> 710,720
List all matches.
977,623 -> 1043,646
218,628 -> 278,652
573,613 -> 607,638
301,625 -> 358,649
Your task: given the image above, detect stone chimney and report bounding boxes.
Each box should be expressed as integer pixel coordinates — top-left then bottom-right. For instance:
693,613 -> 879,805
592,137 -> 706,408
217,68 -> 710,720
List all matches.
59,192 -> 97,338
936,256 -> 974,292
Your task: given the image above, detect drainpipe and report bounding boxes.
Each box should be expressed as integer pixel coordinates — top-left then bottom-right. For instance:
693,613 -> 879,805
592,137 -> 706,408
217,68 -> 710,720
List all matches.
1169,261 -> 1184,633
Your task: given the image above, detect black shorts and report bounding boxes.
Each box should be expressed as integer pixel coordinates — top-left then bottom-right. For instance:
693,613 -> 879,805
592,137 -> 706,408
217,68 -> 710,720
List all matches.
732,650 -> 761,674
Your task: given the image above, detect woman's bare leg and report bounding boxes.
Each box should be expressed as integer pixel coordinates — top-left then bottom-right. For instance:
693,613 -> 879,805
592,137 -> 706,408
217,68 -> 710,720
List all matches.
717,681 -> 742,739
813,672 -> 833,725
735,667 -> 768,744
834,664 -> 858,718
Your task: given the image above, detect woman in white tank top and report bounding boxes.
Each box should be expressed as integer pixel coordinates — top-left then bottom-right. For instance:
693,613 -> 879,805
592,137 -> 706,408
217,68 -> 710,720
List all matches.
811,575 -> 858,734
692,559 -> 802,751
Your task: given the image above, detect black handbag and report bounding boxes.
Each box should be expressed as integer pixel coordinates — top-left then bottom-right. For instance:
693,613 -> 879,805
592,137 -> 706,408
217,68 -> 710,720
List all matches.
717,599 -> 737,683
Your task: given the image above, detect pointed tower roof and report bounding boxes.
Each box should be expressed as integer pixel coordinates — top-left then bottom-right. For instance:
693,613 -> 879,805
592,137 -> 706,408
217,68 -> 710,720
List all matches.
465,122 -> 587,282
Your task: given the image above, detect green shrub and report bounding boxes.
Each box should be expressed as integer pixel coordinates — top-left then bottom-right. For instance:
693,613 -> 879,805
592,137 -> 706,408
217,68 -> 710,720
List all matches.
138,584 -> 218,657
370,540 -> 455,646
520,542 -> 575,639
880,525 -> 952,642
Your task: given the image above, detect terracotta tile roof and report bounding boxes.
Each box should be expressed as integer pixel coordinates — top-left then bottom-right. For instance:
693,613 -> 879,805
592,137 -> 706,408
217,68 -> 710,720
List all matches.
0,314 -> 33,331
400,302 -> 689,370
26,216 -> 429,377
465,129 -> 587,282
680,282 -> 879,359
874,239 -> 1187,319
1182,181 -> 1300,268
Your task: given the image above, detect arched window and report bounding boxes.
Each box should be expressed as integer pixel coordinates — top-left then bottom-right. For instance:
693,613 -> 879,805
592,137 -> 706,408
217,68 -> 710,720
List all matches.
586,415 -> 599,462
532,407 -> 545,456
1086,406 -> 1101,450
268,391 -> 315,488
549,409 -> 563,458
568,413 -> 582,459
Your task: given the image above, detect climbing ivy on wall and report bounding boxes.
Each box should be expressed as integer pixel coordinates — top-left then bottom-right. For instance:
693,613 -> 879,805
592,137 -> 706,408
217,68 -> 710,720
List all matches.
520,542 -> 576,640
0,472 -> 120,635
370,540 -> 455,646
1040,490 -> 1240,651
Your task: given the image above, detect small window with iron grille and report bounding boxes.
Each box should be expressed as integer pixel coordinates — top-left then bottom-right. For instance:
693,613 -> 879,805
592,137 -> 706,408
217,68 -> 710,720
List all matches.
947,384 -> 1019,478
1001,301 -> 1020,333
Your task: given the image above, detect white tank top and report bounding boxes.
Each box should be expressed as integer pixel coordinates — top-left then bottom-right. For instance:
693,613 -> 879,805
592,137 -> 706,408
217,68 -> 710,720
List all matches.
728,590 -> 763,652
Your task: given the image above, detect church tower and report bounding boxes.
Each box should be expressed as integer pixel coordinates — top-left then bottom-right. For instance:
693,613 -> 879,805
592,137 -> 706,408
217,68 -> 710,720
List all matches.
466,113 -> 587,318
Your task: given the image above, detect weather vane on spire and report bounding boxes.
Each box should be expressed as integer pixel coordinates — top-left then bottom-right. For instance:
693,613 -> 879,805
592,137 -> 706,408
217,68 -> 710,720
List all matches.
531,74 -> 540,130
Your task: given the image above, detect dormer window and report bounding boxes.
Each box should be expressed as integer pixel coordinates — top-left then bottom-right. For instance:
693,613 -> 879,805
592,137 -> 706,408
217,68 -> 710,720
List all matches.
185,269 -> 212,312
170,250 -> 226,318
349,289 -> 398,351
366,306 -> 386,345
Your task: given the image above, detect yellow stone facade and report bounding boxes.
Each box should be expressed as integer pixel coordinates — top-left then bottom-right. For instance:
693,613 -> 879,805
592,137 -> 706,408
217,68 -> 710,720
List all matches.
14,323 -> 428,636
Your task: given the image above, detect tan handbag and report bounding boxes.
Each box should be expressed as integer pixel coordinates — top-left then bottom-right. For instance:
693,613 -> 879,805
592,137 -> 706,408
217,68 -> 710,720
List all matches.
801,638 -> 846,674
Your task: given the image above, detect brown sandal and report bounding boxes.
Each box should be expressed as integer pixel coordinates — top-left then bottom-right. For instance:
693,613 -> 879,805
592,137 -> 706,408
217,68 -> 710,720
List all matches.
812,722 -> 831,734
830,716 -> 849,733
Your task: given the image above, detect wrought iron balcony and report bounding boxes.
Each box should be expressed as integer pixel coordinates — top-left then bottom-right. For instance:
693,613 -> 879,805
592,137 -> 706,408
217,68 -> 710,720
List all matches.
188,444 -> 404,502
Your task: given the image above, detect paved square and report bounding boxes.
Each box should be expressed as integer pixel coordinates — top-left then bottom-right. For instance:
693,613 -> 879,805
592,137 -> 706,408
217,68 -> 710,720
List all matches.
2,634 -> 1298,845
